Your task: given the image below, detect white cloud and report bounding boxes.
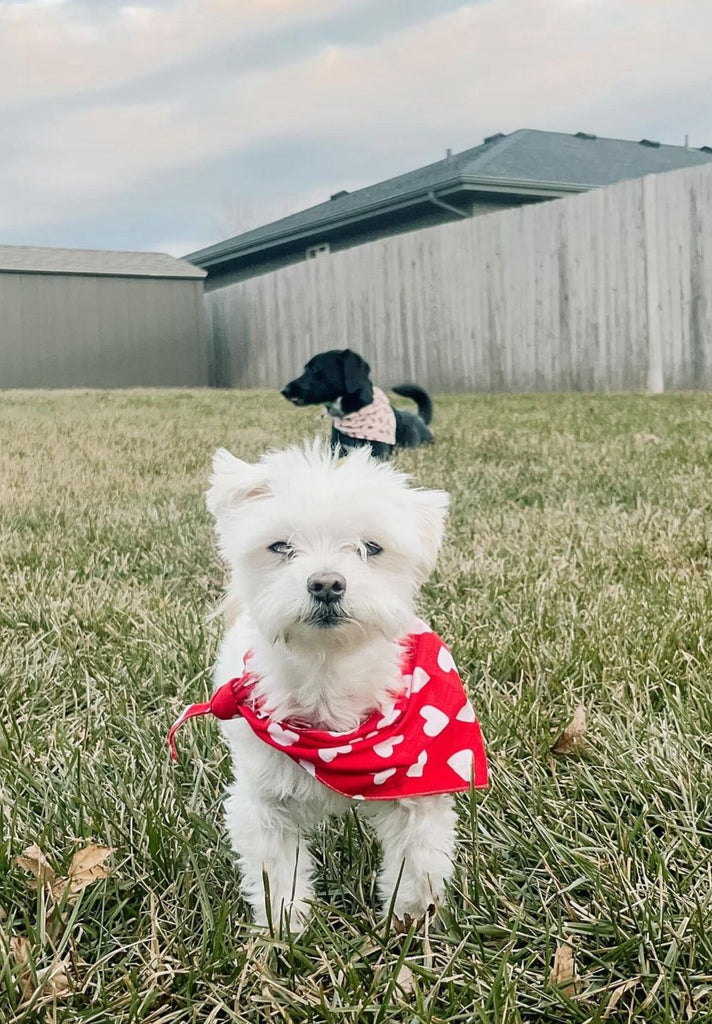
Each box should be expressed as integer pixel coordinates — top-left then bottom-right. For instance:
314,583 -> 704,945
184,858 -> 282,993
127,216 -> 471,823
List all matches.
0,0 -> 356,100
1,0 -> 711,240
146,237 -> 212,257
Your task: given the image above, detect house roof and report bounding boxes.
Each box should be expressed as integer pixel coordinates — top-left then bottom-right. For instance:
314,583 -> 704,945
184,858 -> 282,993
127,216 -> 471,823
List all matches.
186,129 -> 712,272
0,244 -> 206,279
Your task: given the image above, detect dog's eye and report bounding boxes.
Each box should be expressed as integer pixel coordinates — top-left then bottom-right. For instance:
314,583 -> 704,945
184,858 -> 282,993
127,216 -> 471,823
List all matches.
268,541 -> 294,557
364,542 -> 383,557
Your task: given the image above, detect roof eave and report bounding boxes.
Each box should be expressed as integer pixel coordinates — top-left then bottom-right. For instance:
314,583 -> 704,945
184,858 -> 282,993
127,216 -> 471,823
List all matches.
186,185 -> 461,268
0,267 -> 207,280
460,175 -> 593,196
187,177 -> 587,270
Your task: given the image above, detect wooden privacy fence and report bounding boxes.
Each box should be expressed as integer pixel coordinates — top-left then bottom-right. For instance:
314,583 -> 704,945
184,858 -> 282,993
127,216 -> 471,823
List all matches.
205,163 -> 712,393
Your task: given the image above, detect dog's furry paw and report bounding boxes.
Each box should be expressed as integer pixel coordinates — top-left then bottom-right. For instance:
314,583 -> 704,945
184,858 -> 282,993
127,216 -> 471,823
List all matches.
392,902 -> 437,933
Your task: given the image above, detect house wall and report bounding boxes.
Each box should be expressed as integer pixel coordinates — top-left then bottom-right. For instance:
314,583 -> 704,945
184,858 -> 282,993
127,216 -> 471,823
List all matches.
203,194 -> 546,290
204,162 -> 712,393
0,274 -> 210,387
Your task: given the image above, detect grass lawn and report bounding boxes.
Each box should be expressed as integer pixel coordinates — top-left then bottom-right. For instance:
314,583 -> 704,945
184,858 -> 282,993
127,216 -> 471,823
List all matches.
3,389 -> 712,1023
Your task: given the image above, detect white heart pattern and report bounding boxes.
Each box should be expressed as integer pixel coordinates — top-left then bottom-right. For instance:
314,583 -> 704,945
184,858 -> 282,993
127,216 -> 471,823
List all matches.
410,618 -> 430,634
447,748 -> 474,781
373,735 -> 404,758
377,705 -> 401,730
437,645 -> 457,674
419,705 -> 449,737
410,667 -> 431,693
373,768 -> 397,786
267,722 -> 300,746
406,750 -> 428,778
298,759 -> 316,777
456,701 -> 476,723
318,744 -> 353,763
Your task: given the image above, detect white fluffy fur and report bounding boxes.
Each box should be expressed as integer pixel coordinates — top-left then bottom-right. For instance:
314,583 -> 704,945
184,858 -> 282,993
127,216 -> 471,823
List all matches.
208,440 -> 456,931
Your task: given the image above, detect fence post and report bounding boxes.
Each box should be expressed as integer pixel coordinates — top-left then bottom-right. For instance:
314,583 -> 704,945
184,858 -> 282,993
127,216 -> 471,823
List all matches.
643,174 -> 664,394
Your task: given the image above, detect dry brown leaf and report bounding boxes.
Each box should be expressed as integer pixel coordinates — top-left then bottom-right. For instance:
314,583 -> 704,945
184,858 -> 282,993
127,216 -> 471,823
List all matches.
64,844 -> 113,898
10,935 -> 31,963
15,843 -> 113,903
10,933 -> 34,1000
634,433 -> 661,445
551,704 -> 587,755
9,934 -> 74,1002
41,958 -> 73,999
549,942 -> 580,997
393,901 -> 436,934
14,845 -> 59,891
604,977 -> 640,1017
395,963 -> 416,997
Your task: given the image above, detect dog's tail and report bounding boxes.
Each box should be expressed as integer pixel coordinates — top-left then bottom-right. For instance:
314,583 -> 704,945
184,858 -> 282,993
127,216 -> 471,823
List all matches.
391,385 -> 433,425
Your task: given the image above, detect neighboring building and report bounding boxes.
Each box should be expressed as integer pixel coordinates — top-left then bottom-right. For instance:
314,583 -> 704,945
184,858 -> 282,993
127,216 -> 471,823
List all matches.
0,245 -> 210,388
186,129 -> 712,288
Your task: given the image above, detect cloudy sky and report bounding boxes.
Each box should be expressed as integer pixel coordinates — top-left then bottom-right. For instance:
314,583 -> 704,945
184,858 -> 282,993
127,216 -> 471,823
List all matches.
2,0 -> 710,258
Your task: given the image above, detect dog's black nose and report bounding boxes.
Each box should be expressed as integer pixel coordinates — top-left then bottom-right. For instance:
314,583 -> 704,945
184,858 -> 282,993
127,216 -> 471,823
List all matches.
307,572 -> 346,603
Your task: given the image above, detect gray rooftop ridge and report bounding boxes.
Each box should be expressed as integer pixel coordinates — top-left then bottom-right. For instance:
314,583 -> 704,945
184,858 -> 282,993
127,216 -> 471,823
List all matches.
186,128 -> 712,269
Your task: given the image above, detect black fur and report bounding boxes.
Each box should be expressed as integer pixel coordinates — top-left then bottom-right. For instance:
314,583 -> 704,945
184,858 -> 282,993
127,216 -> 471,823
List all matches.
281,349 -> 433,460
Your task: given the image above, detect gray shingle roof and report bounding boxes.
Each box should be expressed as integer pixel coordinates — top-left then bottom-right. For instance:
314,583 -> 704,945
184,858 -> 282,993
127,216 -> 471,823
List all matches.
187,129 -> 712,269
0,245 -> 206,279
470,130 -> 712,185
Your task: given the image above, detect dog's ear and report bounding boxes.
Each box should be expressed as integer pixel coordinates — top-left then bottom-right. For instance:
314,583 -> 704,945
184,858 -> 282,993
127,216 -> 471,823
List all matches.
409,488 -> 450,579
206,448 -> 269,519
341,349 -> 373,404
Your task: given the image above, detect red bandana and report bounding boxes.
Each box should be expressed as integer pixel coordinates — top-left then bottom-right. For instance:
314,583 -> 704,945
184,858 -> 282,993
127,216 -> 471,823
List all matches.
169,627 -> 488,801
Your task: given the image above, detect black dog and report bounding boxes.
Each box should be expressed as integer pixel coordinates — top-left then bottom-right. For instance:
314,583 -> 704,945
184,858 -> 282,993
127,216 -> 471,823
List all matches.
281,349 -> 433,460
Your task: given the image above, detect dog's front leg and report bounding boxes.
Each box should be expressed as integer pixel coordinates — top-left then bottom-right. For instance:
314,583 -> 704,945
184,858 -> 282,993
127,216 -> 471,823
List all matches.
225,783 -> 315,932
369,795 -> 457,921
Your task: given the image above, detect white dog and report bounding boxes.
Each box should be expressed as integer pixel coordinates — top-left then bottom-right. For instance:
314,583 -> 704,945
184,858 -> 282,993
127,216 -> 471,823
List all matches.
171,441 -> 487,931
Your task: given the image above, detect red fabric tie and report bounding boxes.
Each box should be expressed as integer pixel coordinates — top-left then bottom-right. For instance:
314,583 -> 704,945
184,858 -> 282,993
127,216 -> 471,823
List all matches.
169,628 -> 488,801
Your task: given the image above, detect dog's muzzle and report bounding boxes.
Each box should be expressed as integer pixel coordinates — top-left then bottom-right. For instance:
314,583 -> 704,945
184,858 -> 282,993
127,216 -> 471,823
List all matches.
307,572 -> 346,603
280,383 -> 306,406
305,572 -> 347,628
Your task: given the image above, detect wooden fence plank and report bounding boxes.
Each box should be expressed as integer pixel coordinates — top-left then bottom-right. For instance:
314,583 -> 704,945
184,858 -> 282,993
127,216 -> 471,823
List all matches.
204,163 -> 712,393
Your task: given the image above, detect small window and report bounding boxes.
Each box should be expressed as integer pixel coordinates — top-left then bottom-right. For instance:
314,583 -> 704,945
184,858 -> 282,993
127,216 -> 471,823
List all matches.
306,243 -> 330,259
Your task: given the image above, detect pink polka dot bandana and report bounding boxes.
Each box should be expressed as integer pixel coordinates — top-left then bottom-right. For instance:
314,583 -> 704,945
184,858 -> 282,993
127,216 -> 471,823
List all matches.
169,625 -> 488,800
332,386 -> 397,446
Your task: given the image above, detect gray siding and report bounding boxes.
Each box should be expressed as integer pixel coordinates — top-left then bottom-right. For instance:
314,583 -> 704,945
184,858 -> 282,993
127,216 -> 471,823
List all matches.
203,195 -> 546,290
205,163 -> 712,393
0,274 -> 209,387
